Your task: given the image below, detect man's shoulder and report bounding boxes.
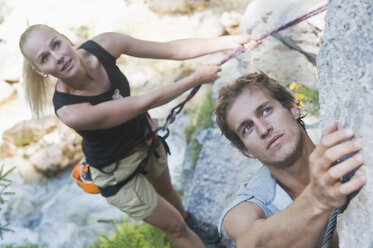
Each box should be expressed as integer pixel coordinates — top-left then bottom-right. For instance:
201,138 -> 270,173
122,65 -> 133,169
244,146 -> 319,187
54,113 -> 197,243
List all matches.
225,201 -> 266,225
237,166 -> 276,202
223,201 -> 266,241
218,166 -> 276,235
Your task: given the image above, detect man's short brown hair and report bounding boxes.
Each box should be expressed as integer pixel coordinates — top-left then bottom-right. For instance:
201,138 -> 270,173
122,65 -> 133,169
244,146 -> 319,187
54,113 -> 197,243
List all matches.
214,71 -> 305,151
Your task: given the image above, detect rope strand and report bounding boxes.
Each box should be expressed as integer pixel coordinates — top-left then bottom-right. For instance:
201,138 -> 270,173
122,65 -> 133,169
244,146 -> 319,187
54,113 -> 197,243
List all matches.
322,208 -> 339,248
160,4 -> 329,132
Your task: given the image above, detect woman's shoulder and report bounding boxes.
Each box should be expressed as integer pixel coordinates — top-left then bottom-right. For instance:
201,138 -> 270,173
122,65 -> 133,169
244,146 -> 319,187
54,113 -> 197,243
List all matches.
76,47 -> 99,67
89,33 -> 121,58
77,38 -> 117,65
90,32 -> 133,59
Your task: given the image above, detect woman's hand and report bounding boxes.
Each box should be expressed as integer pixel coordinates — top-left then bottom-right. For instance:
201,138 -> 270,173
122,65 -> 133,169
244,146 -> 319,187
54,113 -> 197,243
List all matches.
229,34 -> 261,51
191,64 -> 222,85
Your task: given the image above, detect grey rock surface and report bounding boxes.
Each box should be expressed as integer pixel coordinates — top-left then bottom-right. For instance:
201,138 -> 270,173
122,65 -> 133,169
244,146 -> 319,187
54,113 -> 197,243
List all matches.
238,0 -> 327,89
183,126 -> 261,248
317,0 -> 373,247
182,1 -> 326,247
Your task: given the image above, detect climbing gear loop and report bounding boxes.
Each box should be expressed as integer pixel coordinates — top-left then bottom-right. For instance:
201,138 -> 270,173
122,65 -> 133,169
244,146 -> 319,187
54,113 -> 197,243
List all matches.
71,157 -> 100,194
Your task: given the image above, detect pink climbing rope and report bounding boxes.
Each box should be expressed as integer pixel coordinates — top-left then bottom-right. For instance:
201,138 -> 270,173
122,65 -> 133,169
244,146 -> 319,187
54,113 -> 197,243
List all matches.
161,4 -> 329,131
218,3 -> 329,66
260,4 -> 329,40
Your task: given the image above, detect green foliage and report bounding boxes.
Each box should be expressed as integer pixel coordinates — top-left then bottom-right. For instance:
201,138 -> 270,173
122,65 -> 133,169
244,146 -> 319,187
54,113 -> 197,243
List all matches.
184,88 -> 214,143
0,165 -> 15,239
13,133 -> 34,147
287,82 -> 320,115
183,88 -> 214,165
70,26 -> 91,40
188,138 -> 202,165
90,218 -> 175,248
1,244 -> 39,248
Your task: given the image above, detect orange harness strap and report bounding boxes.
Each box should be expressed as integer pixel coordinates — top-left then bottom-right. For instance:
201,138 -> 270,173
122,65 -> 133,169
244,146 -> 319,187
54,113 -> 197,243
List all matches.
71,112 -> 154,194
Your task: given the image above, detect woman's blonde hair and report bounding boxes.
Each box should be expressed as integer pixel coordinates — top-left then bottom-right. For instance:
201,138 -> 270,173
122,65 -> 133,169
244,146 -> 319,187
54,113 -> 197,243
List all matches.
19,24 -> 57,118
21,59 -> 51,118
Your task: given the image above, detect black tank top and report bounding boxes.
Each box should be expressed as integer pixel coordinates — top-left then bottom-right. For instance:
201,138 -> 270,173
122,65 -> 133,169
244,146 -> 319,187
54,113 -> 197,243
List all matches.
53,40 -> 147,169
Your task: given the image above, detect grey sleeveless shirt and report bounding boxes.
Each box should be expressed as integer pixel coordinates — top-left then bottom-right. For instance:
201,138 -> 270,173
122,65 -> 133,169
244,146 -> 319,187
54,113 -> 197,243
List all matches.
218,166 -> 293,236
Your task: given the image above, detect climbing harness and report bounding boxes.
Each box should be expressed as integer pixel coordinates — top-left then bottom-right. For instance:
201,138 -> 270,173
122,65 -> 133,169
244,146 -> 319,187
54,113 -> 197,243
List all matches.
71,133 -> 156,195
97,134 -> 167,197
71,4 -> 330,198
71,113 -> 160,195
71,157 -> 99,194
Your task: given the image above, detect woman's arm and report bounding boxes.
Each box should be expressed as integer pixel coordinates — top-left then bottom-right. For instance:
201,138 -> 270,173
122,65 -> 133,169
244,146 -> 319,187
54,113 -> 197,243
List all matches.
91,32 -> 260,60
56,64 -> 221,130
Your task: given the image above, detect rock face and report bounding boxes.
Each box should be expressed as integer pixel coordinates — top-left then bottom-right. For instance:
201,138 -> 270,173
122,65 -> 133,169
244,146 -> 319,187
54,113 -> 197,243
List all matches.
183,1 -> 325,247
183,127 -> 261,247
317,0 -> 373,247
238,0 -> 327,89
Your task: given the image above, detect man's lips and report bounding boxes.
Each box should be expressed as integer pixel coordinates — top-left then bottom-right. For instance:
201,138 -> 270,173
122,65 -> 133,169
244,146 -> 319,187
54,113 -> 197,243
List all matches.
267,134 -> 283,150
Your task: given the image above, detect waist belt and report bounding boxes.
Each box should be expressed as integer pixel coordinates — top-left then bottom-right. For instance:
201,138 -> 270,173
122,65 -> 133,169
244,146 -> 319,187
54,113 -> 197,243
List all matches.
97,136 -> 169,197
71,112 -> 171,197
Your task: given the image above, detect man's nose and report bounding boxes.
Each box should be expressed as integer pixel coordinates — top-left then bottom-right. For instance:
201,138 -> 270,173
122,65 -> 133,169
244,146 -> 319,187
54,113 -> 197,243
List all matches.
256,120 -> 272,138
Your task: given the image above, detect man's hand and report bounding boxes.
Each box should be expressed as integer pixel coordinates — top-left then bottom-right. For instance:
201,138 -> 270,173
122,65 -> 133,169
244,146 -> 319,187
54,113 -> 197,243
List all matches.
308,121 -> 366,212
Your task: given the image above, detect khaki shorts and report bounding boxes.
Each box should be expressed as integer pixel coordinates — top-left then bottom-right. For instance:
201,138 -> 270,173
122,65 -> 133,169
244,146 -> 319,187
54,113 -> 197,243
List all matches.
90,140 -> 168,221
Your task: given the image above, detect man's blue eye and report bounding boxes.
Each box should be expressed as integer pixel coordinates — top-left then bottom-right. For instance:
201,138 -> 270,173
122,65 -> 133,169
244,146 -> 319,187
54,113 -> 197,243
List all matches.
244,124 -> 253,133
263,107 -> 271,114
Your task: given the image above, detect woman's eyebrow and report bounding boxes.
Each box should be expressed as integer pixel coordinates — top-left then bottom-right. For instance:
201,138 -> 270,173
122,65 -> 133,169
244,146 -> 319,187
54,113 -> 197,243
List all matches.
37,37 -> 57,61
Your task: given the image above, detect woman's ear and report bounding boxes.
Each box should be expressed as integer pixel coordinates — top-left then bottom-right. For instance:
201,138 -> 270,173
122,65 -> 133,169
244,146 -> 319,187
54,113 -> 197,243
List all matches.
32,66 -> 47,78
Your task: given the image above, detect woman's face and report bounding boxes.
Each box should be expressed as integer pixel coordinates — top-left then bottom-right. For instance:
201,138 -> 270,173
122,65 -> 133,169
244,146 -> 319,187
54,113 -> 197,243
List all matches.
23,27 -> 80,79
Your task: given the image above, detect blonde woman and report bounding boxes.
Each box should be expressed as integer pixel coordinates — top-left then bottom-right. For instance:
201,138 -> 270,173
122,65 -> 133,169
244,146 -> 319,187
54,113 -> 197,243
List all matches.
19,24 -> 259,247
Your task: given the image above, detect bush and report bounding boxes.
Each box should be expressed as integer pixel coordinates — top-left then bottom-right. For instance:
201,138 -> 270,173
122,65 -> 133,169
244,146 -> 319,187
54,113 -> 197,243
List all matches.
90,218 -> 175,248
288,82 -> 319,115
2,245 -> 39,248
184,87 -> 214,143
0,165 -> 15,239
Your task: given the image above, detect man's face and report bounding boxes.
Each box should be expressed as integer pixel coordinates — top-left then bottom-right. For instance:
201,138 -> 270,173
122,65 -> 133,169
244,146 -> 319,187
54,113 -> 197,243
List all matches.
226,87 -> 304,168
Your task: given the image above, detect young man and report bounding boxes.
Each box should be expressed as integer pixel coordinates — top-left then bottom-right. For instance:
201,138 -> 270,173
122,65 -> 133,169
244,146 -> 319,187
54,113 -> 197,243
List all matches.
214,72 -> 366,248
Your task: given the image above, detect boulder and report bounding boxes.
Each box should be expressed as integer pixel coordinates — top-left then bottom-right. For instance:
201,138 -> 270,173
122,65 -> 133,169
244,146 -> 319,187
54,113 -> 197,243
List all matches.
0,80 -> 16,106
1,116 -> 82,179
0,0 -> 12,25
220,11 -> 243,35
317,0 -> 373,246
2,116 -> 58,147
147,0 -> 208,14
0,141 -> 16,159
5,157 -> 41,183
